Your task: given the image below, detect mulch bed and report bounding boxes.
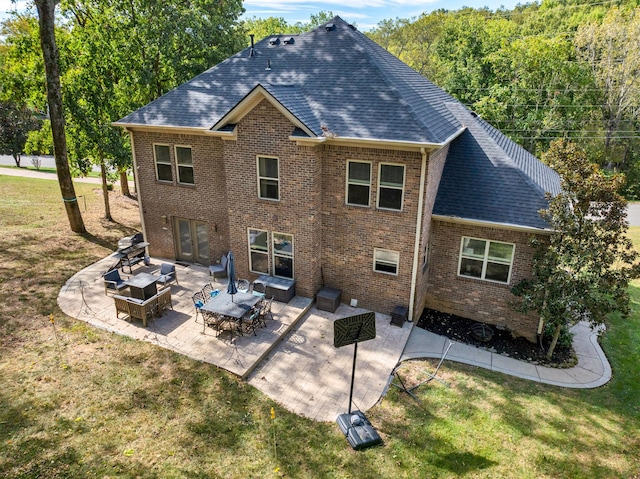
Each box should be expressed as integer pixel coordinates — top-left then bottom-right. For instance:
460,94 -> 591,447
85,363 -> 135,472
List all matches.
416,308 -> 576,368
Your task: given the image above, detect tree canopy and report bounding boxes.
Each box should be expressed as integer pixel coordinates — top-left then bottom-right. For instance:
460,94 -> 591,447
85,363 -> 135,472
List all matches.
512,139 -> 640,359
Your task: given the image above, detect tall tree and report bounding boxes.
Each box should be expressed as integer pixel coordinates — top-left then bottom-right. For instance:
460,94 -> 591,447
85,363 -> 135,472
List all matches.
34,0 -> 85,233
575,7 -> 640,168
512,140 -> 640,359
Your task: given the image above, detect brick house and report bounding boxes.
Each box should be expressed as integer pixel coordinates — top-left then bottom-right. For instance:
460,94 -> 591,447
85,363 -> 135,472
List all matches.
115,17 -> 561,341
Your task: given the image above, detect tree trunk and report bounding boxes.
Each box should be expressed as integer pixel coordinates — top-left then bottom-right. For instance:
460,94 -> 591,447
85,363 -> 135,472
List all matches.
99,156 -> 112,221
546,322 -> 562,360
12,152 -> 21,167
35,0 -> 86,234
119,169 -> 131,197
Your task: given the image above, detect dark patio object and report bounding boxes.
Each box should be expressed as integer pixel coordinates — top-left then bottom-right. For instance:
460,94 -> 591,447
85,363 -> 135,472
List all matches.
470,323 -> 494,342
227,251 -> 238,302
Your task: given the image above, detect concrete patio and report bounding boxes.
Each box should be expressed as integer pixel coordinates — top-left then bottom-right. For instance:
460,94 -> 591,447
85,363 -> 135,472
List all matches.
57,255 -> 413,422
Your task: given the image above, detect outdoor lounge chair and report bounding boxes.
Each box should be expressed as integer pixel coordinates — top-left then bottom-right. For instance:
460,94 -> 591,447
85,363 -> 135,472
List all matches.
156,288 -> 173,315
208,253 -> 228,281
156,263 -> 178,287
112,294 -> 157,327
104,269 -> 128,296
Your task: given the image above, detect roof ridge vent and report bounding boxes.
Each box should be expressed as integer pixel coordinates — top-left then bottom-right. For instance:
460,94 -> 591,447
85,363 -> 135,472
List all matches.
269,37 -> 280,46
283,37 -> 295,45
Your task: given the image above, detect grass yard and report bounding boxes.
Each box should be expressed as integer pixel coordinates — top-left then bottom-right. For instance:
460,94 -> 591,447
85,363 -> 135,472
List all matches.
0,175 -> 639,478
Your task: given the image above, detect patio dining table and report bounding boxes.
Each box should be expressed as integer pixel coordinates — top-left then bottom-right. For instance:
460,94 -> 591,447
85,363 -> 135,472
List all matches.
200,290 -> 261,319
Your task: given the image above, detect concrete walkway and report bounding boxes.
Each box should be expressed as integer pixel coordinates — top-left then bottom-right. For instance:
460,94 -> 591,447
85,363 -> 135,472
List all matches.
401,322 -> 612,388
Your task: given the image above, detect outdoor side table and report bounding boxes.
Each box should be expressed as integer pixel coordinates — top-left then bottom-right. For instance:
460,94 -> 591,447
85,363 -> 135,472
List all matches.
391,305 -> 408,327
317,287 -> 341,313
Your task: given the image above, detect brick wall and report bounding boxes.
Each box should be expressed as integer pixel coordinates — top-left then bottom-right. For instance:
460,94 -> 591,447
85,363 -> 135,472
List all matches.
221,100 -> 323,298
424,219 -> 541,341
320,145 -> 422,315
414,145 -> 449,321
131,99 -> 539,336
132,131 -> 229,261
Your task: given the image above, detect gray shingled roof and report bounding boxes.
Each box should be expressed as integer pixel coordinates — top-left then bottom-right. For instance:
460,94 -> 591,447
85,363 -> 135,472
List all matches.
116,16 -> 462,144
433,104 -> 561,230
117,16 -> 562,230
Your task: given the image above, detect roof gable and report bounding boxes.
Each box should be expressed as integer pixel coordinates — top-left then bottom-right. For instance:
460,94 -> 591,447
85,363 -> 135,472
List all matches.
433,104 -> 561,230
210,84 -> 316,137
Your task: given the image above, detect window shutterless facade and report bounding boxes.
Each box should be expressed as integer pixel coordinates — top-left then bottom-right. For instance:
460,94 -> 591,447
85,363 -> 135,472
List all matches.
248,228 -> 269,274
175,145 -> 194,185
257,156 -> 279,200
377,163 -> 405,211
273,232 -> 293,279
458,237 -> 515,284
153,144 -> 172,182
346,160 -> 371,206
373,248 -> 399,275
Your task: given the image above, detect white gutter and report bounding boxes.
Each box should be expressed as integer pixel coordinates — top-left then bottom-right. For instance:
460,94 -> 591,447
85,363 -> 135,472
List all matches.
127,130 -> 147,243
408,147 -> 428,322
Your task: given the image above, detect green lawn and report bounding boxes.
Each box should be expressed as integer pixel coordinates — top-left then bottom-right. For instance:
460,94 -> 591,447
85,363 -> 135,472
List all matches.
0,176 -> 638,478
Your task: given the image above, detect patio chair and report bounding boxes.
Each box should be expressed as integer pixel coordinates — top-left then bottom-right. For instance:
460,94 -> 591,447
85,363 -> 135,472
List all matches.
203,311 -> 224,337
238,309 -> 259,336
251,281 -> 266,299
156,263 -> 178,287
192,291 -> 206,321
257,296 -> 274,326
209,253 -> 228,281
236,278 -> 250,293
202,283 -> 220,302
104,269 -> 128,296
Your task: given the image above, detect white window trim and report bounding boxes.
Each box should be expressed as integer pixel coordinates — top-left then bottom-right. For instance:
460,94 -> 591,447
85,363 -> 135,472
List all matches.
175,144 -> 194,185
376,162 -> 406,212
373,248 -> 399,276
153,143 -> 172,182
457,236 -> 515,284
247,228 -> 270,274
345,160 -> 371,207
272,231 -> 294,279
257,155 -> 280,201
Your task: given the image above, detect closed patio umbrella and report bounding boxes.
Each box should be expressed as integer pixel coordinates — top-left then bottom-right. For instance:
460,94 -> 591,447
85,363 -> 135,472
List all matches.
227,251 -> 238,302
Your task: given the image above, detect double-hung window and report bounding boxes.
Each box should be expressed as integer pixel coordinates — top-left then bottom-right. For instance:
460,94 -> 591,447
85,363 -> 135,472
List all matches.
374,248 -> 399,275
248,228 -> 269,274
458,237 -> 515,284
377,163 -> 405,211
154,144 -> 172,182
346,160 -> 371,206
257,156 -> 279,200
273,232 -> 294,279
176,146 -> 194,185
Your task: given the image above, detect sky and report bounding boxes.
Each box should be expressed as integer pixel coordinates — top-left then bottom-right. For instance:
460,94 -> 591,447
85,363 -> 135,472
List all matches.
1,0 -> 526,32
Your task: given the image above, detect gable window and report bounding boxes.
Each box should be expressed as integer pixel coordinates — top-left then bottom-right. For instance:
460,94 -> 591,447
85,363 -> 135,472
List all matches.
346,160 -> 371,206
154,144 -> 172,182
176,146 -> 194,185
458,237 -> 515,284
257,156 -> 279,200
273,232 -> 294,279
374,248 -> 399,275
248,228 -> 269,274
377,163 -> 405,211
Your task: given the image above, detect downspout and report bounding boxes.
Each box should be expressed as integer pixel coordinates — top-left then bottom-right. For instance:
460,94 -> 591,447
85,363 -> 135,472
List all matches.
408,147 -> 428,321
127,129 -> 147,242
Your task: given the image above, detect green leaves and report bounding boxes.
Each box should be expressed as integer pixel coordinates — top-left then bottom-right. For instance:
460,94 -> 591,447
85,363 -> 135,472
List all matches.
512,140 -> 640,358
